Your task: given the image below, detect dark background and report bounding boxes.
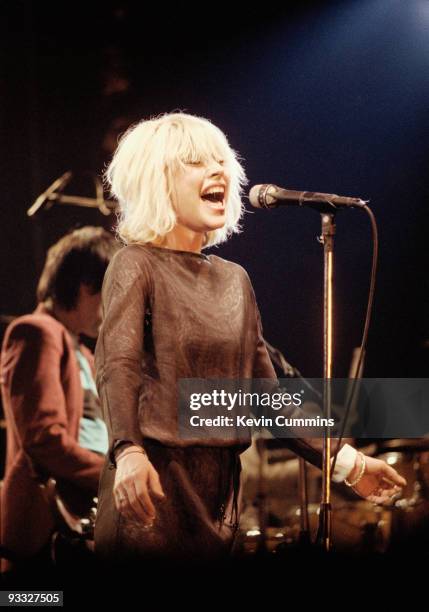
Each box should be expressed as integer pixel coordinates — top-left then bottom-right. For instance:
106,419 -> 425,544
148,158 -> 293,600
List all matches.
1,0 -> 428,378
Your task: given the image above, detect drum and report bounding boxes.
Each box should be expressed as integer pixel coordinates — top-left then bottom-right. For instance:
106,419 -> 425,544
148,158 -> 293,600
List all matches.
239,440 -> 392,555
236,500 -> 392,556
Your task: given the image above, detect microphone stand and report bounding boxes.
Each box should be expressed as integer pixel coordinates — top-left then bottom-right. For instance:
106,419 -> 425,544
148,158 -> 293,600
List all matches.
267,212 -> 352,552
251,185 -> 369,554
317,212 -> 336,552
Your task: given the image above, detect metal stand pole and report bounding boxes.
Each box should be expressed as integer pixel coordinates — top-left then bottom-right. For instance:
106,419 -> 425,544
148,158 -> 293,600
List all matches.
318,212 -> 336,552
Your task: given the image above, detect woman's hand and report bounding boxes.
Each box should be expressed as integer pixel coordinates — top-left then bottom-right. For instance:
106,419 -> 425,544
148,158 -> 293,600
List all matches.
113,446 -> 165,525
348,454 -> 407,505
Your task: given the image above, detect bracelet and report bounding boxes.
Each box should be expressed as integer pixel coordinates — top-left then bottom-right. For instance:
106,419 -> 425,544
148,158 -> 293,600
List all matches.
344,451 -> 366,487
117,448 -> 147,461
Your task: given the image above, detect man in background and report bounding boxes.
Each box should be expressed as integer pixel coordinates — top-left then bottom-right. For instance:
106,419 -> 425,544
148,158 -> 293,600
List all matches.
0,226 -> 119,573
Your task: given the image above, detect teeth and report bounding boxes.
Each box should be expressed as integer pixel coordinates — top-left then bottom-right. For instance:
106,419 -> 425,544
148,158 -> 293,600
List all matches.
202,187 -> 225,196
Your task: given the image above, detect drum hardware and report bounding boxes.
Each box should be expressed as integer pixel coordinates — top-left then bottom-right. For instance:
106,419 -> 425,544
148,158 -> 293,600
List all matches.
264,342 -> 319,547
282,500 -> 391,554
298,457 -> 311,545
27,171 -> 117,217
239,436 -> 402,556
264,340 -> 369,552
241,437 -> 429,556
255,436 -> 268,554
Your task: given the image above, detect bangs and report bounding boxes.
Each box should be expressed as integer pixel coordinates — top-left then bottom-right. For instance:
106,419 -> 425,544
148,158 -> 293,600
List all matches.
163,116 -> 232,168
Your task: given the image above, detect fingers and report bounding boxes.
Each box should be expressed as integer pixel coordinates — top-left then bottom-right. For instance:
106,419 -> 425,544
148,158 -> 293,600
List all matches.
134,477 -> 157,520
114,477 -> 157,524
129,480 -> 155,524
113,453 -> 166,525
114,489 -> 153,524
382,485 -> 401,497
367,479 -> 403,506
367,493 -> 390,505
367,491 -> 399,505
382,463 -> 407,487
114,486 -> 133,518
114,487 -> 122,512
148,466 -> 166,500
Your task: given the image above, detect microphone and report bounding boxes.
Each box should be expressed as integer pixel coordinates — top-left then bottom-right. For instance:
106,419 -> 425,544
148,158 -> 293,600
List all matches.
249,184 -> 367,212
27,171 -> 73,217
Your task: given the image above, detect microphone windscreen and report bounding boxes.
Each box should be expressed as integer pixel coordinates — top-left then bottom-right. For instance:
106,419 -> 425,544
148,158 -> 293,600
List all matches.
248,184 -> 263,208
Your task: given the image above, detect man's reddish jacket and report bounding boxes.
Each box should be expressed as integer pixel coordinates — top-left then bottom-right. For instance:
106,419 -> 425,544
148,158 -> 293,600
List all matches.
0,304 -> 104,561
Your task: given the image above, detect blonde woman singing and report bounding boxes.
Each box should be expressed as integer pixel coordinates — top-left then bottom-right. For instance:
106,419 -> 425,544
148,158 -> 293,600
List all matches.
94,112 -> 405,563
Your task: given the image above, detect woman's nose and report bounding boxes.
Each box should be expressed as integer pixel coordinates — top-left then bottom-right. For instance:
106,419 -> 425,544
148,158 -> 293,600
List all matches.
207,160 -> 225,177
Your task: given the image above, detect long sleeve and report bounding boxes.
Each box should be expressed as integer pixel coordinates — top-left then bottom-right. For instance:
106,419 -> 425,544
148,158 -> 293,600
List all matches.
95,246 -> 153,464
248,277 -> 356,481
2,322 -> 103,490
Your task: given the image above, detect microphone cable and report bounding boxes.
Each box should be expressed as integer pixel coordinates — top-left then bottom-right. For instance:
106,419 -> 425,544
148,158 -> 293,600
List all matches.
331,204 -> 378,476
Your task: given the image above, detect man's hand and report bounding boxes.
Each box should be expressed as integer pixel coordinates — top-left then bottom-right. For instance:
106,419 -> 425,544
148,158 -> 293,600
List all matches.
113,446 -> 165,525
348,454 -> 407,505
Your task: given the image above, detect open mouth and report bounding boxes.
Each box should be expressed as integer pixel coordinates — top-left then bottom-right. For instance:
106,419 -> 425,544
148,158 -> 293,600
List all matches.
201,189 -> 225,210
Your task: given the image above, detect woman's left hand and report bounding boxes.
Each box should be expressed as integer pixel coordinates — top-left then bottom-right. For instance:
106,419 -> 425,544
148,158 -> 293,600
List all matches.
350,455 -> 407,504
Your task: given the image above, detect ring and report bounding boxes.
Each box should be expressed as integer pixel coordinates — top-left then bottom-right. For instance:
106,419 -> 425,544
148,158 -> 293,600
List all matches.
142,523 -> 153,531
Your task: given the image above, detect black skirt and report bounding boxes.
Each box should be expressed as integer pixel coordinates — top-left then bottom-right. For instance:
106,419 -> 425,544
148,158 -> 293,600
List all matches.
94,440 -> 242,563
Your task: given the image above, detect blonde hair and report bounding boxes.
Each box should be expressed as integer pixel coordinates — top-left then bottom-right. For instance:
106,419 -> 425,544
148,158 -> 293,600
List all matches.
105,112 -> 247,248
